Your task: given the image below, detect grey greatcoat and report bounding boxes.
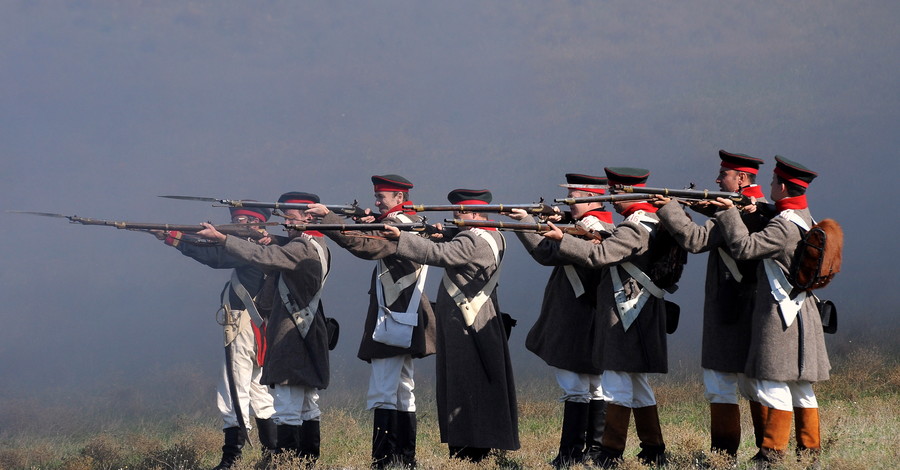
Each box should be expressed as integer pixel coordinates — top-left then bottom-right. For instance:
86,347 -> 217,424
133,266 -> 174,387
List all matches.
554,211 -> 668,374
320,211 -> 436,361
716,206 -> 831,383
396,228 -> 520,451
224,234 -> 332,389
516,214 -> 615,375
657,201 -> 768,373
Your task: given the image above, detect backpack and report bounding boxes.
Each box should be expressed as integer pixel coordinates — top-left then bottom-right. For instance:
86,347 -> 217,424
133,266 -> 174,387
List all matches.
788,218 -> 843,291
647,225 -> 688,292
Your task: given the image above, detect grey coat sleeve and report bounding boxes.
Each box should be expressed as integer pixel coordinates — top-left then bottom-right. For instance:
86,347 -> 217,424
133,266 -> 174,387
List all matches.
716,207 -> 793,261
554,221 -> 648,269
396,230 -> 492,269
223,235 -> 320,271
657,202 -> 721,254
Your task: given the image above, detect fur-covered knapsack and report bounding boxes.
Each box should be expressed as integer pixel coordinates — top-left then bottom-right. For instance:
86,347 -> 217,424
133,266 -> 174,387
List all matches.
789,218 -> 843,291
647,225 -> 688,292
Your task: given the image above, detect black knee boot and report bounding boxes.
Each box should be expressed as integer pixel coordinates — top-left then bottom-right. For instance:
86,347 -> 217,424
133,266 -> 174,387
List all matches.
551,401 -> 589,468
584,400 -> 608,463
212,426 -> 245,470
299,420 -> 321,464
395,411 -> 417,468
372,409 -> 397,468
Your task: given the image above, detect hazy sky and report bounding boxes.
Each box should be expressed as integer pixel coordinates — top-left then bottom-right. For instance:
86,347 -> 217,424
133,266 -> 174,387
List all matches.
2,1 -> 898,406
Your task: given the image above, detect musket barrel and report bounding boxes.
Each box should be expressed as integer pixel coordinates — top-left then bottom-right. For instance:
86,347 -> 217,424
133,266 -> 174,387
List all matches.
412,204 -> 559,215
554,194 -> 657,204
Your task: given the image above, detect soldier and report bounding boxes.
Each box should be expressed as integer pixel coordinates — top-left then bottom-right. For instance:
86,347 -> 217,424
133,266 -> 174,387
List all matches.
652,150 -> 769,459
507,173 -> 614,468
543,167 -> 671,467
156,205 -> 277,469
709,157 -> 830,465
196,191 -> 332,465
306,174 -> 436,469
383,188 -> 520,463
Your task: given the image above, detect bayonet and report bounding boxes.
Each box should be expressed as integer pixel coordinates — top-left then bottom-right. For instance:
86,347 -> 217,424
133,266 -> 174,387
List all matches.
7,211 -> 268,240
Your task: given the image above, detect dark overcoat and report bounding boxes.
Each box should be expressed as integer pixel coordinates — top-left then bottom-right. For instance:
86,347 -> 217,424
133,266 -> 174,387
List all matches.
516,215 -> 615,375
396,228 -> 520,451
716,206 -> 831,382
657,201 -> 768,372
555,211 -> 668,373
320,211 -> 436,361
225,234 -> 332,389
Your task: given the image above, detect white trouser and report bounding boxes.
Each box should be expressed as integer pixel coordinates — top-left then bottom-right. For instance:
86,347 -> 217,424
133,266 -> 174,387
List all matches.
554,367 -> 603,403
367,355 -> 416,411
756,379 -> 818,411
600,370 -> 657,408
702,368 -> 761,405
271,385 -> 320,426
217,310 -> 275,429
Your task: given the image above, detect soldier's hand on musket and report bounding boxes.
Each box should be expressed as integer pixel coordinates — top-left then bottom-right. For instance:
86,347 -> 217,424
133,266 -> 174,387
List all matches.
708,197 -> 735,209
506,208 -> 528,221
255,232 -> 273,246
357,208 -> 377,224
197,222 -> 227,242
648,195 -> 672,207
739,197 -> 759,213
305,203 -> 330,217
382,224 -> 401,240
148,229 -> 167,241
542,221 -> 564,241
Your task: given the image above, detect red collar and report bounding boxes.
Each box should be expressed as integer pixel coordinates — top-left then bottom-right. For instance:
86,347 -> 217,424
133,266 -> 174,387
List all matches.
776,195 -> 808,211
581,209 -> 613,224
376,201 -> 416,221
740,184 -> 765,199
620,202 -> 658,217
303,231 -> 324,238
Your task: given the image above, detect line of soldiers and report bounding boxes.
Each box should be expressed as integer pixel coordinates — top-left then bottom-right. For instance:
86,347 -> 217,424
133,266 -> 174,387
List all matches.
153,151 -> 830,469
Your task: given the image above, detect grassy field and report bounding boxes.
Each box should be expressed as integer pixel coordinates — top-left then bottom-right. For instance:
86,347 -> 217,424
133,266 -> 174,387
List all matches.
1,347 -> 898,470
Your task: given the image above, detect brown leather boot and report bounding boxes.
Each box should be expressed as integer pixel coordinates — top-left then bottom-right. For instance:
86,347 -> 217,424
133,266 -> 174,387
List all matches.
794,407 -> 821,462
748,400 -> 769,449
710,403 -> 741,457
633,404 -> 667,466
593,404 -> 631,468
751,408 -> 793,465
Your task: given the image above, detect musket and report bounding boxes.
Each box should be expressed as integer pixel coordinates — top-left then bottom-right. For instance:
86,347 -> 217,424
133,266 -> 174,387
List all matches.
280,222 -> 441,235
447,219 -> 609,240
611,185 -> 753,206
410,202 -> 560,216
159,195 -> 369,218
222,220 -> 442,235
553,193 -> 658,204
7,211 -> 268,240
